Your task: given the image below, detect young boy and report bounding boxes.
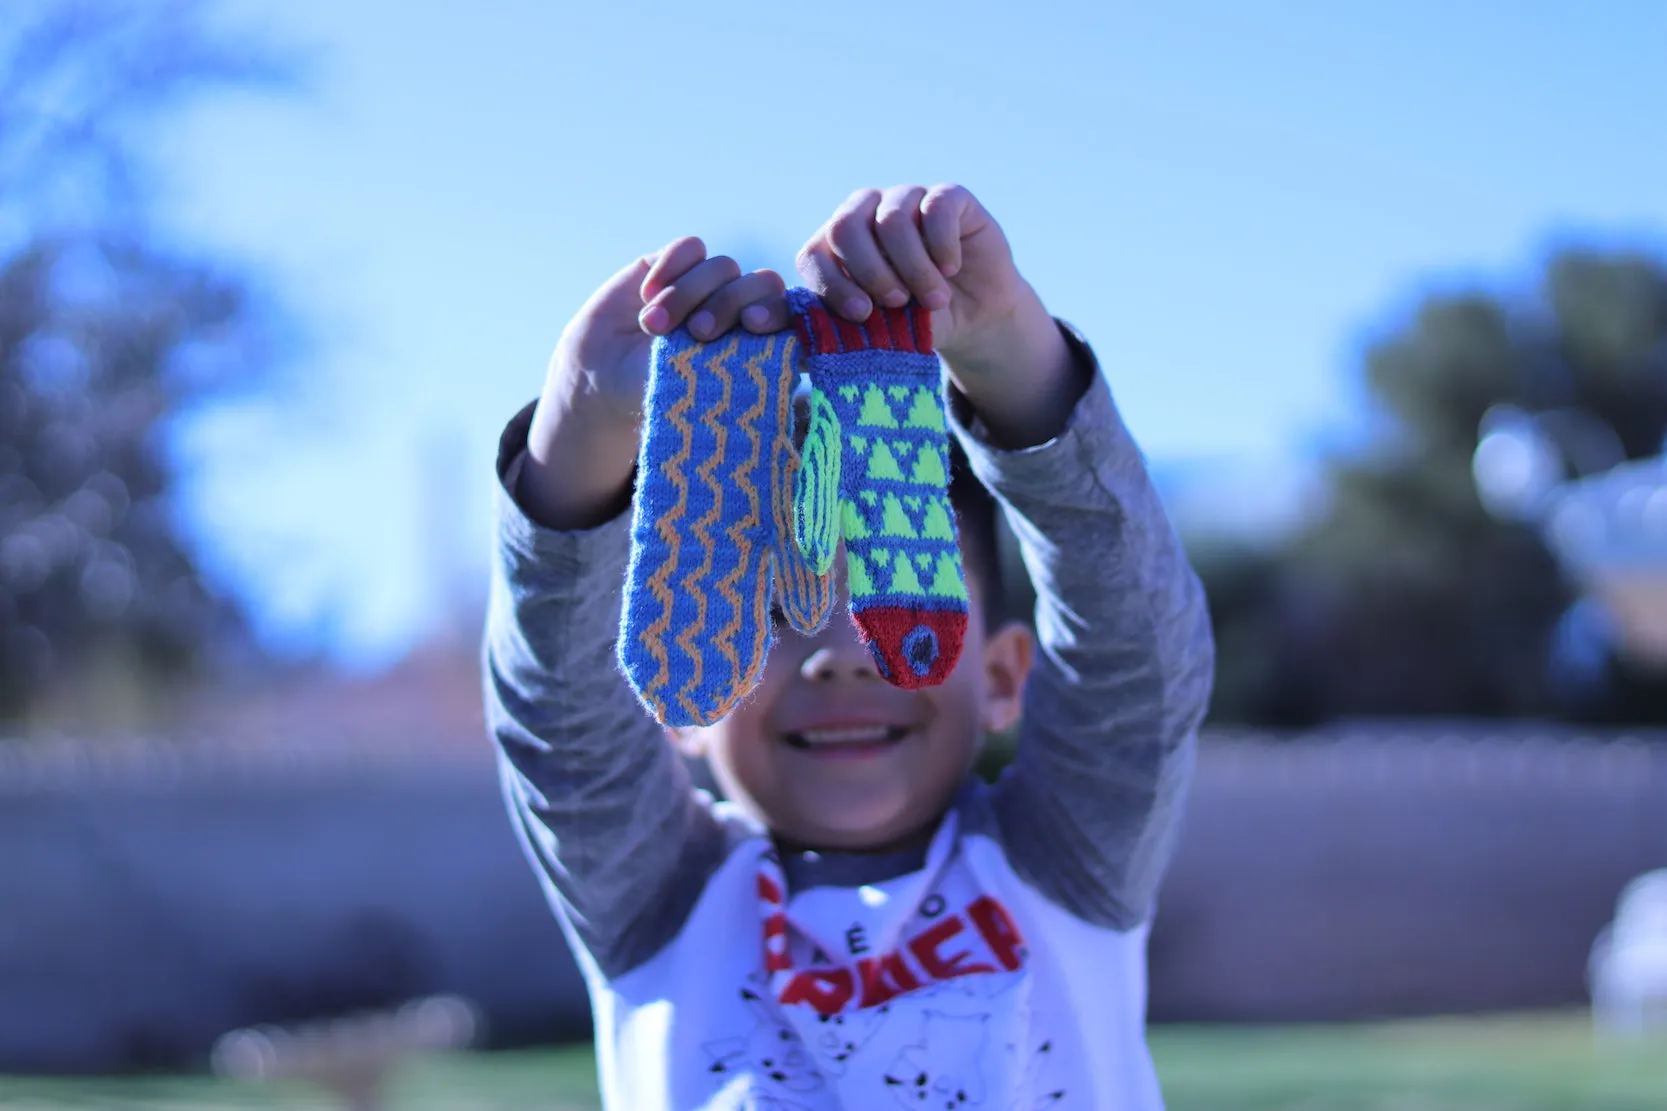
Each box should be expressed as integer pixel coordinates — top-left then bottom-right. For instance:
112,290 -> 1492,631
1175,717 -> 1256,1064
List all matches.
485,184 -> 1213,1109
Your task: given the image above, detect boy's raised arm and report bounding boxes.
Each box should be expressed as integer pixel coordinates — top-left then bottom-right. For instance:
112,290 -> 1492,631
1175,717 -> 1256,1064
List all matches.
797,185 -> 1215,930
953,338 -> 1214,931
487,422 -> 714,981
484,242 -> 795,978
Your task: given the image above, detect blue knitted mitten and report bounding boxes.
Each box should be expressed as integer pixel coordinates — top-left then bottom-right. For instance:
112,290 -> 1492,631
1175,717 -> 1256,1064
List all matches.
619,326 -> 831,727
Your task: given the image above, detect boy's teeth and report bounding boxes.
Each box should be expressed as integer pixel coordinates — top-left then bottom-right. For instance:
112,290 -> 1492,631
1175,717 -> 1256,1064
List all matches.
800,726 -> 893,746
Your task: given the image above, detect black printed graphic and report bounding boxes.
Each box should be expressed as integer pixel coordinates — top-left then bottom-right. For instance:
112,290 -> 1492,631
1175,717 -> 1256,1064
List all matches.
813,1002 -> 891,1074
1011,1037 -> 1066,1109
882,1011 -> 991,1108
703,988 -> 826,1094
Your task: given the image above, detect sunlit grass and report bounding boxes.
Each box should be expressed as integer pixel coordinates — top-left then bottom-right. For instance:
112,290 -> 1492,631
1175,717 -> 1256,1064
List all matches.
2,1011 -> 1662,1110
1151,1011 -> 1666,1110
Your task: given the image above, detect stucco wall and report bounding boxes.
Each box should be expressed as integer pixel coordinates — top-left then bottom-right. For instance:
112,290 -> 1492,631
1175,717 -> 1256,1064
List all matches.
2,731 -> 1664,1072
0,741 -> 586,1072
1151,734 -> 1667,1021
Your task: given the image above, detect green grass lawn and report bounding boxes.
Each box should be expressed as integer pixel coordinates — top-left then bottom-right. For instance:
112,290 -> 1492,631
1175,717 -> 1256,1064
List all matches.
1150,1012 -> 1666,1110
2,1011 -> 1662,1110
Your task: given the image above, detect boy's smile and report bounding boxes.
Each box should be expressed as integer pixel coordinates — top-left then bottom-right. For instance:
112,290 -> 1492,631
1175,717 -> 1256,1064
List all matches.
674,560 -> 1033,852
778,721 -> 912,758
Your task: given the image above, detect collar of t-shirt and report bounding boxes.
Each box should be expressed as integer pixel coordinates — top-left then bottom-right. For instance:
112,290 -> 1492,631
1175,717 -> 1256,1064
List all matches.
778,843 -> 929,892
773,781 -> 978,895
767,808 -> 962,968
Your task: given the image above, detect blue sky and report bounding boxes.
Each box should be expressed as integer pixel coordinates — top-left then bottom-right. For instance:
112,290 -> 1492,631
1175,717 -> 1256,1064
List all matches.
147,0 -> 1667,668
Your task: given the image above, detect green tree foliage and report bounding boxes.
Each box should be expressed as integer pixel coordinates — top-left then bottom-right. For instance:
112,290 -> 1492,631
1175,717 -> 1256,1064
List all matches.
0,2 -> 297,724
1204,249 -> 1667,725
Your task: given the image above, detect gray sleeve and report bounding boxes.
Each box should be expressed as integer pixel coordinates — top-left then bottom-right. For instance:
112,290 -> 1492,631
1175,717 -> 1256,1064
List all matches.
482,402 -> 735,980
950,326 -> 1215,930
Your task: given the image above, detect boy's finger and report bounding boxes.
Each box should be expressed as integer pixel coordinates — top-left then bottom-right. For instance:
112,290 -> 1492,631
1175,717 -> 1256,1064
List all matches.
640,254 -> 743,335
921,185 -> 971,278
875,185 -> 949,311
640,236 -> 708,304
689,269 -> 788,339
797,240 -> 873,322
739,297 -> 792,334
739,270 -> 793,334
826,191 -> 911,313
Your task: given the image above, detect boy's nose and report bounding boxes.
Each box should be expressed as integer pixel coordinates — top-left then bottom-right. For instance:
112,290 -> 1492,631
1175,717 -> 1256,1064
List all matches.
798,636 -> 882,683
795,556 -> 877,681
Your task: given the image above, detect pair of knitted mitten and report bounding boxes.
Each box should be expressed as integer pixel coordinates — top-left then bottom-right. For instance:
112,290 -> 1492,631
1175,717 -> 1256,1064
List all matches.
619,292 -> 968,726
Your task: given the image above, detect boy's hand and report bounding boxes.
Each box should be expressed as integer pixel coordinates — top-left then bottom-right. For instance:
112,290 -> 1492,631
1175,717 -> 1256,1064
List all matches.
519,238 -> 791,530
554,237 -> 792,427
797,185 -> 1086,449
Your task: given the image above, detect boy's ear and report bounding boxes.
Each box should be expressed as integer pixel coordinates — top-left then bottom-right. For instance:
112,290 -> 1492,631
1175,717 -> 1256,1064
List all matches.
667,726 -> 706,758
980,621 -> 1034,735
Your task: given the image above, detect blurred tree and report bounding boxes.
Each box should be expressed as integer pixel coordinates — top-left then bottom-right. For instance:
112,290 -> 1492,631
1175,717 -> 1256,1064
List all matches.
0,1 -> 298,726
1205,249 -> 1667,725
1186,535 -> 1326,729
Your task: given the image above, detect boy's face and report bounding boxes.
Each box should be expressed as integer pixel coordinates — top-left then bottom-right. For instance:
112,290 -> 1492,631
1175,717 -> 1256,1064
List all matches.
673,560 -> 1033,852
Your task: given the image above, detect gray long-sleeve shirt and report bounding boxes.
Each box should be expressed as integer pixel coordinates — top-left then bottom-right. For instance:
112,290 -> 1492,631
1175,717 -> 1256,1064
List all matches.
484,326 -> 1214,983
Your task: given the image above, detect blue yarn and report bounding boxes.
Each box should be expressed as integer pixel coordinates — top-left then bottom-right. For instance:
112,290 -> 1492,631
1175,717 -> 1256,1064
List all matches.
619,325 -> 829,727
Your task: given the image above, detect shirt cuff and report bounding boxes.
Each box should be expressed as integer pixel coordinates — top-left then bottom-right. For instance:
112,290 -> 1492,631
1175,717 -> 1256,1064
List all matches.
494,400 -> 633,578
946,321 -> 1149,506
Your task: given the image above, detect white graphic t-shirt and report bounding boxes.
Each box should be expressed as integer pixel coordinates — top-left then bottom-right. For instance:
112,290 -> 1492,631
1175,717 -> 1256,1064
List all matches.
593,805 -> 1162,1111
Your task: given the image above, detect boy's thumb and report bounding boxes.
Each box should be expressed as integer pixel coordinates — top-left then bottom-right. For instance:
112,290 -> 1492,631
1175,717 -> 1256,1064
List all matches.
587,255 -> 656,315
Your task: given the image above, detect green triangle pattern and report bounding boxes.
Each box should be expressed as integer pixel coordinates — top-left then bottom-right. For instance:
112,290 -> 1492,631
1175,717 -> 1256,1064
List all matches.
929,552 -> 967,600
910,446 -> 947,487
904,388 -> 946,432
888,552 -> 925,595
880,494 -> 917,539
857,386 -> 899,428
821,375 -> 969,611
920,498 -> 956,541
867,440 -> 905,482
847,551 -> 877,598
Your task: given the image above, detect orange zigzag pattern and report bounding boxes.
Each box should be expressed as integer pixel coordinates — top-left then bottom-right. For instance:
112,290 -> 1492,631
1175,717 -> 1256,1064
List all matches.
673,336 -> 739,723
638,344 -> 700,719
710,335 -> 771,712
